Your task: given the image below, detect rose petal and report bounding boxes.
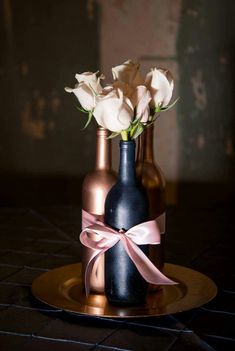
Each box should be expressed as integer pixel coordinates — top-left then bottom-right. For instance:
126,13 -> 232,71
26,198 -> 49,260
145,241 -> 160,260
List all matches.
75,71 -> 104,94
131,85 -> 151,122
94,89 -> 133,132
64,87 -> 73,93
112,81 -> 134,98
145,68 -> 174,108
71,83 -> 95,111
112,60 -> 140,85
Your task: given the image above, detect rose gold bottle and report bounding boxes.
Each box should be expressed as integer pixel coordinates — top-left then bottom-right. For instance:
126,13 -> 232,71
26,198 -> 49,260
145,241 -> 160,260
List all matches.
82,127 -> 116,293
136,124 -> 166,277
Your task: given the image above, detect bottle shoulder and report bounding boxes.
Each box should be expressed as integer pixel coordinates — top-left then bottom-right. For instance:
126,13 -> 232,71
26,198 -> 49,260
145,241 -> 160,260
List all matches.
82,170 -> 117,215
105,182 -> 149,230
136,161 -> 166,188
83,169 -> 117,185
106,181 -> 147,204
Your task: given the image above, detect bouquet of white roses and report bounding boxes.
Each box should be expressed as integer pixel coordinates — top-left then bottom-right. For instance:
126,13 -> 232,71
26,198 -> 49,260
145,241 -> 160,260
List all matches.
65,60 -> 177,140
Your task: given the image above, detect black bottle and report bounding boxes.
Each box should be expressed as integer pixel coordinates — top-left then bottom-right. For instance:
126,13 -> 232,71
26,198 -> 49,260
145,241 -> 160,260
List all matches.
104,140 -> 149,306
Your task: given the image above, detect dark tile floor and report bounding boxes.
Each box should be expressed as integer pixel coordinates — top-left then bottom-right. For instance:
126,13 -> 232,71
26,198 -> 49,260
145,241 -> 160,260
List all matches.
0,205 -> 234,351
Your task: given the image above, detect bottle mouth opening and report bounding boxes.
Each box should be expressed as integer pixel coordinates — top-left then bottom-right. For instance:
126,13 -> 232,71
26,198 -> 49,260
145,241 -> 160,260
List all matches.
119,140 -> 135,148
97,127 -> 109,135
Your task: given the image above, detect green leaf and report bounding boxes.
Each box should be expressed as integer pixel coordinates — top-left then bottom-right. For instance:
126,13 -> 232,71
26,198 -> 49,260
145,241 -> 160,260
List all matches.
128,116 -> 144,135
131,116 -> 141,125
81,111 -> 93,130
130,120 -> 140,138
160,97 -> 180,112
75,105 -> 89,113
132,123 -> 144,139
106,131 -> 121,139
154,105 -> 162,113
145,113 -> 160,127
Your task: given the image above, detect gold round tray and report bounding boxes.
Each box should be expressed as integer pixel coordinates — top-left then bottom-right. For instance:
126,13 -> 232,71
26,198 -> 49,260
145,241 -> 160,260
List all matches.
32,263 -> 217,318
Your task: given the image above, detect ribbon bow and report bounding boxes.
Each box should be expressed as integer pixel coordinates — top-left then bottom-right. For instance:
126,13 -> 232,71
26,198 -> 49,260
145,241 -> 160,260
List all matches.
80,210 -> 177,295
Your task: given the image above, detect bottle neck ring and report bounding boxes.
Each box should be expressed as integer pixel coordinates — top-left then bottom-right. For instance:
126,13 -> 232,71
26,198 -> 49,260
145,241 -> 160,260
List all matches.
96,127 -> 111,170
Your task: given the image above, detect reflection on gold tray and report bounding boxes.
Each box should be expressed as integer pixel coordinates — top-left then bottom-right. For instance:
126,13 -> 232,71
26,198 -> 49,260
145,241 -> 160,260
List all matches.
32,263 -> 217,318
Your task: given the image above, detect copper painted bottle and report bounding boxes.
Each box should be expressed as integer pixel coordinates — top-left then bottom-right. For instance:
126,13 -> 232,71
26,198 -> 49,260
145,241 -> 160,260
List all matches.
82,127 -> 116,293
136,124 -> 166,276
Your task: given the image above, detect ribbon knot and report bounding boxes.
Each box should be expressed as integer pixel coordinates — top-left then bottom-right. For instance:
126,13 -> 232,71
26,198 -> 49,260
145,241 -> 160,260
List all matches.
80,210 -> 177,296
117,229 -> 126,240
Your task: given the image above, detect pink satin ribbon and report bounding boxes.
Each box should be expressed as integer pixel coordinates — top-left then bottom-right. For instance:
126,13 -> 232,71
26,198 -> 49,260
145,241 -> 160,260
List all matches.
80,210 -> 177,295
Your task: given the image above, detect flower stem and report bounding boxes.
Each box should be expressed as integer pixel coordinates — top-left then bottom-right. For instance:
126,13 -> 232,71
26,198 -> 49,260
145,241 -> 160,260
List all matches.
121,130 -> 129,141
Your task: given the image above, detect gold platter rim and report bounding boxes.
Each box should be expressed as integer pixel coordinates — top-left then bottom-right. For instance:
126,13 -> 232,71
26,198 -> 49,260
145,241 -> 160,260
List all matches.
32,263 -> 217,318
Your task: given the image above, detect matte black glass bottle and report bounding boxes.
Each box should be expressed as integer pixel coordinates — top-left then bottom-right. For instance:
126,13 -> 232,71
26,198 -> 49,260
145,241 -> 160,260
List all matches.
104,140 -> 149,306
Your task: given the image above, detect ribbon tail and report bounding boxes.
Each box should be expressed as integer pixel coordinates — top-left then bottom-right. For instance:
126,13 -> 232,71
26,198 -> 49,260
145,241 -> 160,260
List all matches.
122,238 -> 177,285
80,227 -> 118,296
84,248 -> 107,296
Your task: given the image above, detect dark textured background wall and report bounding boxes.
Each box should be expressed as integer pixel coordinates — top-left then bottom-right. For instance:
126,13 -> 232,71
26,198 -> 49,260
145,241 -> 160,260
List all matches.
0,0 -> 99,204
0,0 -> 234,205
178,0 -> 235,183
177,0 -> 235,203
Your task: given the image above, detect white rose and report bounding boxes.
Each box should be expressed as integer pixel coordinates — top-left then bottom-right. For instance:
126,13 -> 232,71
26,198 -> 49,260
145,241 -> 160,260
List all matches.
93,89 -> 134,132
75,71 -> 104,94
65,82 -> 95,111
131,86 -> 151,123
112,60 -> 141,85
145,68 -> 174,108
112,81 -> 134,98
102,81 -> 134,100
65,71 -> 104,111
132,70 -> 145,87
